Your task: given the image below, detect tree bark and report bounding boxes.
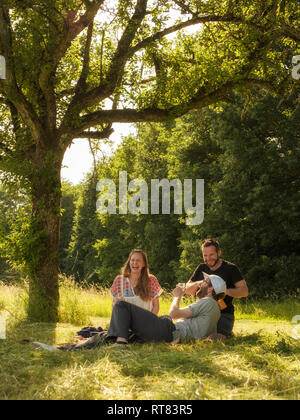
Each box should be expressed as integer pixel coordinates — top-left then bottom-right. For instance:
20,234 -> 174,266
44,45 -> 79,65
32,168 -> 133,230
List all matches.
27,145 -> 64,323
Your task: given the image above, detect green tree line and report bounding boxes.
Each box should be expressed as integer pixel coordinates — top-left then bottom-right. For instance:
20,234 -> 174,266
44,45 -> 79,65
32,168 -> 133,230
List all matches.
1,0 -> 299,321
68,93 -> 300,298
3,93 -> 298,298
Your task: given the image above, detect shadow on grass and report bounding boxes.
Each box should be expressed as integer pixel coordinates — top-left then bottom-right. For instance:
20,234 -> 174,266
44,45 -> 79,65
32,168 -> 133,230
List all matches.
1,320 -> 299,400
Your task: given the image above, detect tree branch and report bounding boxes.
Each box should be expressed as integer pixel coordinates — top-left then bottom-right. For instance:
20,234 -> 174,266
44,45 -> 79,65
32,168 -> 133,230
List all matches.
0,6 -> 45,143
66,0 -> 149,113
62,3 -> 291,131
38,1 -> 104,132
61,9 -> 253,126
127,13 -> 264,59
75,20 -> 94,96
74,77 -> 281,129
75,127 -> 114,139
280,24 -> 300,43
50,0 -> 104,69
0,6 -> 15,85
172,0 -> 195,16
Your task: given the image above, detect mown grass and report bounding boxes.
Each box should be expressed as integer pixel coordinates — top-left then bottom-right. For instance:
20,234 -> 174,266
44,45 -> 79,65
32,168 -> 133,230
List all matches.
0,280 -> 299,400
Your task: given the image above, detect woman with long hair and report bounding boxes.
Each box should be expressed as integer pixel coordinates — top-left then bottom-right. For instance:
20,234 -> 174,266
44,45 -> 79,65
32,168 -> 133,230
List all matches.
110,249 -> 162,315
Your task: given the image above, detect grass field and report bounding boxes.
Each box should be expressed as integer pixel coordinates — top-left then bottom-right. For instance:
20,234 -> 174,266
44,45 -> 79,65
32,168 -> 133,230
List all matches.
0,280 -> 299,400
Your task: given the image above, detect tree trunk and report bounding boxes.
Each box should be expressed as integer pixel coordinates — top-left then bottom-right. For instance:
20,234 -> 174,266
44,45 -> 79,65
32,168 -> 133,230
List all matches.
27,147 -> 64,323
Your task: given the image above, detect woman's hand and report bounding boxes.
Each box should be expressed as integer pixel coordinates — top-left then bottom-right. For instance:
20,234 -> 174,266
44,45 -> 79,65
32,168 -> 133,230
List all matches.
112,295 -> 125,306
152,296 -> 160,315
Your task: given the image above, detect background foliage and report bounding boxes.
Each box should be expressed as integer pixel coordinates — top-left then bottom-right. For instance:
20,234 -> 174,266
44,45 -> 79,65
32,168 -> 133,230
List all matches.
0,0 -> 299,321
2,92 -> 298,298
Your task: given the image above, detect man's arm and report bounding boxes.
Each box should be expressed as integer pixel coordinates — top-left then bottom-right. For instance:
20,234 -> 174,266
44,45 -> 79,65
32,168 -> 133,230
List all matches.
226,280 -> 248,298
168,286 -> 193,320
184,265 -> 204,295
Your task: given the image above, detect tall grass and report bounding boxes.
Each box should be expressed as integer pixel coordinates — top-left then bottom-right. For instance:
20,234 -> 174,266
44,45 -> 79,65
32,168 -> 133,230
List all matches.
0,282 -> 27,321
0,279 -> 299,400
58,279 -> 108,325
0,278 -> 299,326
234,296 -> 300,322
0,278 -> 112,326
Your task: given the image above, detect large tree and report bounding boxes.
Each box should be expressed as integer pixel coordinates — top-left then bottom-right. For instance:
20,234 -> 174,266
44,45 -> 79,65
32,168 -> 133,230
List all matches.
0,0 -> 299,321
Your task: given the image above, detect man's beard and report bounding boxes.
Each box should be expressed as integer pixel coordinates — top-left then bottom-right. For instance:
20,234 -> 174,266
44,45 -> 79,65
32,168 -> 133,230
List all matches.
196,282 -> 209,299
206,256 -> 220,269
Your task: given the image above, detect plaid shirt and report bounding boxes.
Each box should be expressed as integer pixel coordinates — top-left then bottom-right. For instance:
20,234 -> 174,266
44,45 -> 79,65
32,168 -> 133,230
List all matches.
110,275 -> 163,299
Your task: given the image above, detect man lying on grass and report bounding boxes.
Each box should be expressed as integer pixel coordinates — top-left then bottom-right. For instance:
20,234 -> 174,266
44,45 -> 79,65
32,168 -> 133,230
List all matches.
107,274 -> 226,345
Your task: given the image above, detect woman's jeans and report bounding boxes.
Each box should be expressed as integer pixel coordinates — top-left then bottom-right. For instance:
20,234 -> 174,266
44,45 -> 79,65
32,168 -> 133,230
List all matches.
107,301 -> 175,343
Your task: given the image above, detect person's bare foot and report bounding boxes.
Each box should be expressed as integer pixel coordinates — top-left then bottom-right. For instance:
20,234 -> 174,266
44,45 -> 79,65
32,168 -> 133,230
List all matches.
115,337 -> 128,344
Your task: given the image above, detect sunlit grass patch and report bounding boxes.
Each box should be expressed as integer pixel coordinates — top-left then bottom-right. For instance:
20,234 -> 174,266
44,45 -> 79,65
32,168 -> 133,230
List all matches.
234,296 -> 300,322
0,281 -> 299,400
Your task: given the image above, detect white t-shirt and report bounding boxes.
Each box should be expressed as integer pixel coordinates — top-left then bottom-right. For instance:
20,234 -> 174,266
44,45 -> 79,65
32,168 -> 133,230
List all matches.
110,275 -> 163,312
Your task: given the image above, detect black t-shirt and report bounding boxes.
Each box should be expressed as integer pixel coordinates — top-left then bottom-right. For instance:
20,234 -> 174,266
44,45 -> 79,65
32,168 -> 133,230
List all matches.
188,260 -> 243,315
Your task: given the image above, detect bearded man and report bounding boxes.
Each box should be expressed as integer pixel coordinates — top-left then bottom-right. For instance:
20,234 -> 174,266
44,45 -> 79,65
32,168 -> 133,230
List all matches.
185,238 -> 248,340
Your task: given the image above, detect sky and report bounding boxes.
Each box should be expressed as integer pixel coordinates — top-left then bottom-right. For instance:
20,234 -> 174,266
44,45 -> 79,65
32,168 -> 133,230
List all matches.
61,123 -> 136,185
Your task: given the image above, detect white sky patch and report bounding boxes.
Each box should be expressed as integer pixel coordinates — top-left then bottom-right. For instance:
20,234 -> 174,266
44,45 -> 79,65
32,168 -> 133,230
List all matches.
61,123 -> 136,185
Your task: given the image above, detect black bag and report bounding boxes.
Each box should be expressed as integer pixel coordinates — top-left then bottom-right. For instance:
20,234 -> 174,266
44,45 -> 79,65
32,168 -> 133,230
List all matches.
58,330 -> 110,351
76,326 -> 104,338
